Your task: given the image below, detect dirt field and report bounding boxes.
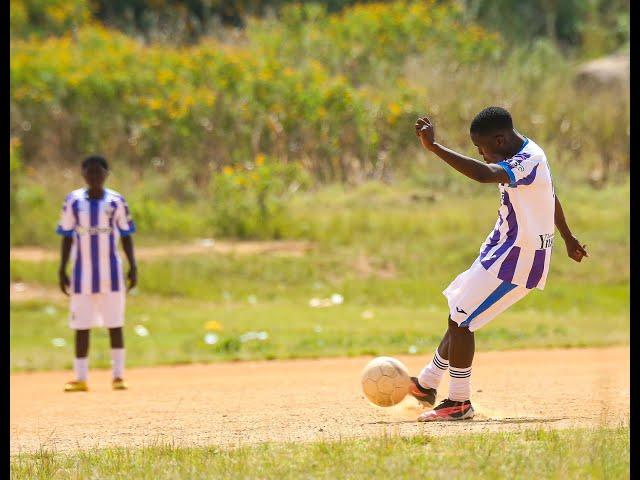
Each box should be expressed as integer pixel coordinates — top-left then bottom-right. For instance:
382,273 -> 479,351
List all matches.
10,346 -> 629,454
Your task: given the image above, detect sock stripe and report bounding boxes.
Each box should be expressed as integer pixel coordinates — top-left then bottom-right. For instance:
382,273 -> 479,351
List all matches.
449,367 -> 472,378
432,356 -> 448,370
449,366 -> 472,402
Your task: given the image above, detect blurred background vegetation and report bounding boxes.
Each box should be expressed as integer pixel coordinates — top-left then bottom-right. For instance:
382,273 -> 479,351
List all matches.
9,0 -> 629,368
10,0 -> 629,245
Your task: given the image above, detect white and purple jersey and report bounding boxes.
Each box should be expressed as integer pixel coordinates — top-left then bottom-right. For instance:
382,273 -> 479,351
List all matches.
478,138 -> 555,290
56,188 -> 136,295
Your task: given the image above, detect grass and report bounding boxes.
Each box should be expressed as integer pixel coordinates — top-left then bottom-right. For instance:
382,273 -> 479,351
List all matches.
9,181 -> 629,371
10,426 -> 630,479
10,290 -> 629,372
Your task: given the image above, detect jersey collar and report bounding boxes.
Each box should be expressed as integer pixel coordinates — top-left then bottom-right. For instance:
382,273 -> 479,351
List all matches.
83,189 -> 107,201
518,137 -> 529,153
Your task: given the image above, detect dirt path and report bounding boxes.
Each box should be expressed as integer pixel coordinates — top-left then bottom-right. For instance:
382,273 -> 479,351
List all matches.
10,240 -> 313,302
10,240 -> 313,263
10,282 -> 61,303
10,346 -> 629,454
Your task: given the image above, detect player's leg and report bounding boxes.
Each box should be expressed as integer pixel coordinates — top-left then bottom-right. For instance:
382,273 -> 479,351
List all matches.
418,261 -> 530,421
410,264 -> 475,406
446,316 -> 475,400
65,295 -> 95,392
109,326 -> 124,349
73,329 -> 91,381
75,329 -> 90,357
104,291 -> 128,390
65,329 -> 91,392
409,329 -> 450,407
109,327 -> 127,389
417,319 -> 476,421
437,329 -> 451,360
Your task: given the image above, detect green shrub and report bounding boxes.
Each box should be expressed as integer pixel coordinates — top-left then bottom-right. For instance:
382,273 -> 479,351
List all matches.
209,157 -> 310,239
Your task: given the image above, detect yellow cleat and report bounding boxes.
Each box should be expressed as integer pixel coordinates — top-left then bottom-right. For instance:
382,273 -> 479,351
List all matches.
112,378 -> 128,390
64,380 -> 88,392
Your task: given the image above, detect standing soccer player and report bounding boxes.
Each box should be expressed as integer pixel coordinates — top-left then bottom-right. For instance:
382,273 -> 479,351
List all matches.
408,107 -> 588,421
57,155 -> 137,392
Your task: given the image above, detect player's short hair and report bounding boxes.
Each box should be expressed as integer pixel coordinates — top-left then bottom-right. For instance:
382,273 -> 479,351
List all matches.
82,155 -> 109,170
470,107 -> 513,136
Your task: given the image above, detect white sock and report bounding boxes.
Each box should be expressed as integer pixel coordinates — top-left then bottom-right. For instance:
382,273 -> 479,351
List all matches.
449,366 -> 472,401
418,350 -> 449,389
74,357 -> 89,381
111,348 -> 125,379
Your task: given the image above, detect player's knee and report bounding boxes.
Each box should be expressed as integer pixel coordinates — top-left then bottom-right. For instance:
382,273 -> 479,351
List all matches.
448,317 -> 472,336
75,329 -> 90,340
108,327 -> 124,348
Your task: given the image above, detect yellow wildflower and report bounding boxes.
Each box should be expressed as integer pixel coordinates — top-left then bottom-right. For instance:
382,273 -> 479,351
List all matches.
204,320 -> 224,332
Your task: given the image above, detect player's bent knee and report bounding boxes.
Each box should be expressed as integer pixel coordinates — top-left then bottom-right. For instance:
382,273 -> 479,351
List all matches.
448,317 -> 472,336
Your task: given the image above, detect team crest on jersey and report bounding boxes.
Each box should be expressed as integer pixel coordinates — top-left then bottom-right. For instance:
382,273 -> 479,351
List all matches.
76,226 -> 113,235
506,152 -> 531,172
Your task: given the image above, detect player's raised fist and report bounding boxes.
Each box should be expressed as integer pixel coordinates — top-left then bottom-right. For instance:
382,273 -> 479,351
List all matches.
415,116 -> 436,150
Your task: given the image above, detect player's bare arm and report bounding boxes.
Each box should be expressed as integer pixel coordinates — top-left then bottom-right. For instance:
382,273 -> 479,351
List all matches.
121,235 -> 138,291
58,236 -> 73,296
415,116 -> 510,184
554,195 -> 588,262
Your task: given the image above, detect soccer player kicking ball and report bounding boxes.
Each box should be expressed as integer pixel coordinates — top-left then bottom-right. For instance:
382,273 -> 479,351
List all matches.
57,155 -> 137,392
409,107 -> 588,421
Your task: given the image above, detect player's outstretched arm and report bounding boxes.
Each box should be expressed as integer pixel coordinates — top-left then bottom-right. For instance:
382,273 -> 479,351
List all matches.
121,235 -> 138,291
554,195 -> 588,262
415,116 -> 510,184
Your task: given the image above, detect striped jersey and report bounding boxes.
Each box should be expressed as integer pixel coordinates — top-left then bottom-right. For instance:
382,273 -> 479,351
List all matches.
56,188 -> 136,295
478,137 -> 555,290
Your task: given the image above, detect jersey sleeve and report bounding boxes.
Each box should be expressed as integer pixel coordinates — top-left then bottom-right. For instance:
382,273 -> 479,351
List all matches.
115,196 -> 136,236
55,195 -> 76,237
497,152 -> 540,188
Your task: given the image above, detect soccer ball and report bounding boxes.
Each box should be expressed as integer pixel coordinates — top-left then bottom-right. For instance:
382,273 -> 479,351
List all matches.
361,356 -> 410,407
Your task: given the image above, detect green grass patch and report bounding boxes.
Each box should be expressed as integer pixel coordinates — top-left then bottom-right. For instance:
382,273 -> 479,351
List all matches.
10,182 -> 630,300
10,182 -> 629,371
10,293 -> 628,372
10,426 -> 630,479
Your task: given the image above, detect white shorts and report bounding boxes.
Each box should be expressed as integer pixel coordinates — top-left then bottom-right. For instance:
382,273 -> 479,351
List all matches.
69,292 -> 125,330
444,259 -> 531,332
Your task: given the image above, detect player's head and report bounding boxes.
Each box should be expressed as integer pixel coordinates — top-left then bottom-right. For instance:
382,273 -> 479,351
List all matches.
81,155 -> 109,189
469,107 -> 515,163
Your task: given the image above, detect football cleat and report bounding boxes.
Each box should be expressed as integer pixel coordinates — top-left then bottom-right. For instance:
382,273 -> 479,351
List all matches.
408,377 -> 437,408
112,378 -> 128,390
64,380 -> 88,392
418,398 -> 475,422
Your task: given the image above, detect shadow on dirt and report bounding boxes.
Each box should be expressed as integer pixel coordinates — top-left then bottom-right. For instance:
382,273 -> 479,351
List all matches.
364,417 -> 579,426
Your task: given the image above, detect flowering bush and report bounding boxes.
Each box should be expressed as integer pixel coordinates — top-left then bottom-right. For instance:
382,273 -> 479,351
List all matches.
210,156 -> 310,238
10,1 -> 628,187
10,2 -> 503,182
251,2 -> 502,82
